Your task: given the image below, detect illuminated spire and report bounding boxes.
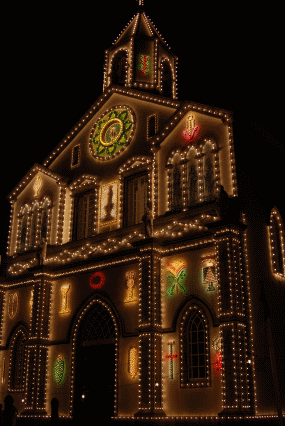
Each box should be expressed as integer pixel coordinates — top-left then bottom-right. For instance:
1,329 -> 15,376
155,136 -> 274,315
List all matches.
137,0 -> 144,6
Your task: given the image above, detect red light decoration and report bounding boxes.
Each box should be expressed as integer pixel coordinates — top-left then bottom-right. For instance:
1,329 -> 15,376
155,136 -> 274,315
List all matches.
89,271 -> 106,289
165,341 -> 178,379
213,352 -> 223,375
182,115 -> 199,143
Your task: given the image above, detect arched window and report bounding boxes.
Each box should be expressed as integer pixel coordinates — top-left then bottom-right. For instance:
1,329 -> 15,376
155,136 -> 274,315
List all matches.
170,153 -> 182,211
29,202 -> 39,249
111,51 -> 128,86
181,305 -> 210,387
203,141 -> 216,202
269,208 -> 285,276
187,148 -> 199,206
18,205 -> 29,252
9,330 -> 27,391
40,197 -> 51,242
161,60 -> 173,98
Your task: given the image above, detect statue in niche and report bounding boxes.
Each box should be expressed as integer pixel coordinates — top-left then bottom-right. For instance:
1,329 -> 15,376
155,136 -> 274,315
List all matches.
215,185 -> 229,220
142,203 -> 153,238
36,238 -> 47,266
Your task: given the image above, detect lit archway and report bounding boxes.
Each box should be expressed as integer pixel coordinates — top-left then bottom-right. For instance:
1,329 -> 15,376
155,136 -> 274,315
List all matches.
71,299 -> 119,421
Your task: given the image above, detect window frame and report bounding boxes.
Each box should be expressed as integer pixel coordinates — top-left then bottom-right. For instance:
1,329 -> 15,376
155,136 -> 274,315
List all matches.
180,305 -> 211,388
123,170 -> 149,228
73,190 -> 96,241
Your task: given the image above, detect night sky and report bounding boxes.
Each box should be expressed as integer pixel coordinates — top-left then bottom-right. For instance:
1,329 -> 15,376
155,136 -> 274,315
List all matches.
1,0 -> 283,254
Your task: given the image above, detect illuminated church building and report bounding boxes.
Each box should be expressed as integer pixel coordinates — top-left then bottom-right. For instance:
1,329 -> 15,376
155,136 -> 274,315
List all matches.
1,2 -> 285,424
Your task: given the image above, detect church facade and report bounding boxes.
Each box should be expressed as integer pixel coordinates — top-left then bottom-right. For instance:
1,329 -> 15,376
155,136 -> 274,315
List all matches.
0,5 -> 284,424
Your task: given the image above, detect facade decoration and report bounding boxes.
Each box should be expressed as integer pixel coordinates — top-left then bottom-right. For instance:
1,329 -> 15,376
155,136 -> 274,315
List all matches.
125,271 -> 136,303
165,341 -> 178,380
201,255 -> 218,292
166,261 -> 187,297
0,2 -> 284,425
89,271 -> 106,290
99,181 -> 119,227
89,106 -> 135,160
53,355 -> 67,386
8,293 -> 19,320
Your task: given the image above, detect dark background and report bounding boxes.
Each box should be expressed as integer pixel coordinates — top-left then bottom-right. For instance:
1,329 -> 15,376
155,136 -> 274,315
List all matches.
1,0 -> 283,255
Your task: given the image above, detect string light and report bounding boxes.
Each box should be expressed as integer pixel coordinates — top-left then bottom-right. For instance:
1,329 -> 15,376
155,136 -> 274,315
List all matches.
2,4 -> 281,423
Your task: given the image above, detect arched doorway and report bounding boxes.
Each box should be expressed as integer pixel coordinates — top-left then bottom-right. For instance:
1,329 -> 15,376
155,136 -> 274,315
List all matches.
73,301 -> 117,422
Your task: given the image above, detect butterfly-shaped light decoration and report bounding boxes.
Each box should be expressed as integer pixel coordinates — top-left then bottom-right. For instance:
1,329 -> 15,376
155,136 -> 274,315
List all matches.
166,261 -> 187,297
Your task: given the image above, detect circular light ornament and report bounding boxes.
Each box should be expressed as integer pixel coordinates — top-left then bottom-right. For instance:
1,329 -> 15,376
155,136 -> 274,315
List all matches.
89,106 -> 135,160
89,271 -> 106,289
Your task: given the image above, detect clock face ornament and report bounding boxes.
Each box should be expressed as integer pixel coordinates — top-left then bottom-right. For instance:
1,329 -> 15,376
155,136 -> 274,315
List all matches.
89,106 -> 135,160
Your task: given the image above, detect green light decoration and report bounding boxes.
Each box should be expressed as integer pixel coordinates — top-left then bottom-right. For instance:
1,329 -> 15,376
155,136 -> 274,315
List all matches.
89,107 -> 135,160
166,261 -> 187,297
53,355 -> 66,385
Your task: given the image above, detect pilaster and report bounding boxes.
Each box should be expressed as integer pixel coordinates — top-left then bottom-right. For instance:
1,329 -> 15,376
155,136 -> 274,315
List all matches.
132,238 -> 165,417
23,267 -> 52,415
209,220 -> 255,416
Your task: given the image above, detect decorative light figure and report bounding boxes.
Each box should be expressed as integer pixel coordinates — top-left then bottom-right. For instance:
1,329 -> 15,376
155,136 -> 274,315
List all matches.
53,355 -> 66,385
59,285 -> 71,314
202,255 -> 217,292
166,261 -> 187,297
89,271 -> 106,289
125,271 -> 136,302
165,341 -> 178,379
8,293 -> 19,319
33,175 -> 43,198
182,115 -> 199,143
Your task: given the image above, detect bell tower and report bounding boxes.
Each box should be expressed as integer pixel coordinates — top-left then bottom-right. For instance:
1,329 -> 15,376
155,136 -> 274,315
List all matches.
103,1 -> 178,99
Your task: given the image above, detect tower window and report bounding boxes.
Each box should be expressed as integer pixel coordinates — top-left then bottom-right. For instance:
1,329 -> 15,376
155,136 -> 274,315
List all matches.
74,191 -> 96,240
111,51 -> 128,86
124,172 -> 148,227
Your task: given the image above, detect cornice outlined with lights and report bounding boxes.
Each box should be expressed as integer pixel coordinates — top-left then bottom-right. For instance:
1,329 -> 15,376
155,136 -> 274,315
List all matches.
8,164 -> 66,201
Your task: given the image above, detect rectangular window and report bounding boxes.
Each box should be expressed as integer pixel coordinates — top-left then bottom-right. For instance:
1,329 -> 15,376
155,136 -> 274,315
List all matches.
74,191 -> 95,240
124,173 -> 148,227
147,114 -> 157,139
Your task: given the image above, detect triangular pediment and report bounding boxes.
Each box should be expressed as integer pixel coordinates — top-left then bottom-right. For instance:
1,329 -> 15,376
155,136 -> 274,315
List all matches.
8,164 -> 65,200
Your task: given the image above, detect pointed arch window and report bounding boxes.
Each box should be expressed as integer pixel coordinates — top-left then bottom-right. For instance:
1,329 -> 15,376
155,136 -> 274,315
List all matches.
9,330 -> 27,391
187,148 -> 199,206
170,153 -> 182,211
161,60 -> 173,98
269,208 -> 285,276
40,197 -> 52,242
18,205 -> 29,252
203,142 -> 216,202
181,305 -> 210,387
29,202 -> 39,249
